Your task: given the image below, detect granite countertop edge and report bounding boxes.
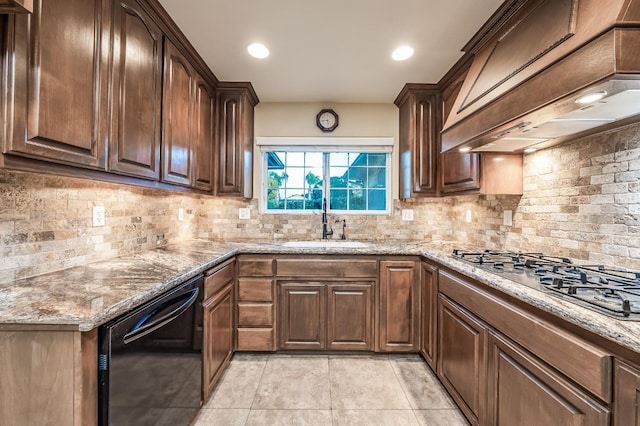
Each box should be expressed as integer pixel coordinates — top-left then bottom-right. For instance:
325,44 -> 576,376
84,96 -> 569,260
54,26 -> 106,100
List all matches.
0,239 -> 638,354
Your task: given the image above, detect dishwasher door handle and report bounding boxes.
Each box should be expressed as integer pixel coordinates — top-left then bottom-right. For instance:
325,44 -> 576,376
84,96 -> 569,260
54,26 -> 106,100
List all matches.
123,287 -> 199,344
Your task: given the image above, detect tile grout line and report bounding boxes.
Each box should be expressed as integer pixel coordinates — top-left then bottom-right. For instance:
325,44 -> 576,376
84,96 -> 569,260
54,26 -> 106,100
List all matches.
387,355 -> 423,426
246,354 -> 270,425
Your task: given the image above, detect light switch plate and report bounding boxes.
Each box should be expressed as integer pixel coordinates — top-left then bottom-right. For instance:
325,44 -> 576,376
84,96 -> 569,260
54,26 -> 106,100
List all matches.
465,210 -> 472,223
401,209 -> 414,221
503,210 -> 513,226
239,208 -> 250,220
93,206 -> 105,227
178,208 -> 184,222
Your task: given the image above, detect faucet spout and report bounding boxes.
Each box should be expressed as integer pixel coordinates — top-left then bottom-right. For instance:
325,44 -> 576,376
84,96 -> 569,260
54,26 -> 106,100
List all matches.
322,198 -> 333,239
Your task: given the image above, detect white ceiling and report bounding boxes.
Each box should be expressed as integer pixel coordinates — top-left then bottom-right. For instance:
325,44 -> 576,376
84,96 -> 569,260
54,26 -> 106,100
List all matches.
158,0 -> 505,103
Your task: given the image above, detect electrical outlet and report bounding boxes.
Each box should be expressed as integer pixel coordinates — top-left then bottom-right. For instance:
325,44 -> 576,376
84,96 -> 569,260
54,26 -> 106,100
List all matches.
401,209 -> 414,221
503,210 -> 513,226
239,208 -> 250,220
465,210 -> 472,223
93,206 -> 105,227
178,208 -> 184,221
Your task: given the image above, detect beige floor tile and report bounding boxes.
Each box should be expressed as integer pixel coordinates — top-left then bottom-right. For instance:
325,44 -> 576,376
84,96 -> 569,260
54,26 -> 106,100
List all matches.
252,355 -> 331,409
329,355 -> 412,409
414,409 -> 469,426
332,409 -> 420,426
193,408 -> 250,426
389,355 -> 455,409
245,409 -> 332,425
205,354 -> 268,408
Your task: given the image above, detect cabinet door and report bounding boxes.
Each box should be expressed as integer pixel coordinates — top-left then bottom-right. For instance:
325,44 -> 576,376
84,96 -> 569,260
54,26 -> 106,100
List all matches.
217,91 -> 243,195
440,62 -> 480,195
278,283 -> 325,350
327,283 -> 373,351
2,0 -> 110,168
437,294 -> 486,425
420,261 -> 438,369
614,360 -> 640,426
397,89 -> 438,199
203,284 -> 233,401
108,0 -> 162,180
193,75 -> 215,192
486,331 -> 609,426
216,84 -> 256,198
162,39 -> 194,186
378,260 -> 420,352
440,152 -> 480,194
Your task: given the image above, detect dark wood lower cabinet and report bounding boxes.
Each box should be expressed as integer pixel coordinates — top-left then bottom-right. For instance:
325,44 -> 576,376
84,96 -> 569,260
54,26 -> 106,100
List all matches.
327,284 -> 373,351
486,331 -> 609,426
420,261 -> 438,369
202,261 -> 235,401
437,294 -> 486,425
614,360 -> 640,426
378,260 -> 420,352
277,281 -> 374,351
203,284 -> 233,400
278,283 -> 325,350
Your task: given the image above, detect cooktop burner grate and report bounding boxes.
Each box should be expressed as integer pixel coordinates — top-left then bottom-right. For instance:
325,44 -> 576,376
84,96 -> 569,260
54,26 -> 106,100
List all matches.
452,249 -> 640,320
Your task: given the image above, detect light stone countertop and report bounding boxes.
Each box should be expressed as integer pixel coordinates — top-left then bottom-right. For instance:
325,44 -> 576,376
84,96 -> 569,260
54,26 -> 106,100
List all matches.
0,239 -> 638,356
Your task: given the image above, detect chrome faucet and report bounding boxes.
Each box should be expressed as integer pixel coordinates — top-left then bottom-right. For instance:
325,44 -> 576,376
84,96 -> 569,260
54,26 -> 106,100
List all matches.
322,198 -> 333,239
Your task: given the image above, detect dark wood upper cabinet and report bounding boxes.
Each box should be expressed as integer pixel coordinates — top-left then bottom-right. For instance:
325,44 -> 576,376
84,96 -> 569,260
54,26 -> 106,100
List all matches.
2,0 -> 110,169
395,84 -> 439,199
439,59 -> 481,195
108,0 -> 163,180
0,0 -> 32,14
193,76 -> 215,192
216,82 -> 259,198
162,39 -> 195,187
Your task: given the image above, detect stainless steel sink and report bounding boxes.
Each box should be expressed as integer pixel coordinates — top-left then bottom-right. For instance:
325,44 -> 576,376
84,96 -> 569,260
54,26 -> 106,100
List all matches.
280,240 -> 370,249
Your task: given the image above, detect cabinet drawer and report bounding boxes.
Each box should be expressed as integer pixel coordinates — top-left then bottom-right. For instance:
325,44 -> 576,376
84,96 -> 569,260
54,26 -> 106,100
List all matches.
238,303 -> 273,326
237,328 -> 275,351
238,257 -> 273,276
238,278 -> 273,302
276,259 -> 377,278
204,260 -> 235,300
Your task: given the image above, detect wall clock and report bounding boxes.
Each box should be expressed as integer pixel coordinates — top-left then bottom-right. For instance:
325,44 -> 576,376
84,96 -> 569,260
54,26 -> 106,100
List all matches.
316,109 -> 339,132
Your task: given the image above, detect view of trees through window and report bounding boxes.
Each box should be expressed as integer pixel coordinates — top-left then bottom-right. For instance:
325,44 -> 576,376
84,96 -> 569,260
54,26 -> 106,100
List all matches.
266,151 -> 387,212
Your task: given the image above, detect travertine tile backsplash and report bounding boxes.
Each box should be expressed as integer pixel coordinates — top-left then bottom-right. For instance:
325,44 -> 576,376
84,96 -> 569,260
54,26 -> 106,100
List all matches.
1,121 -> 639,283
0,170 -> 201,284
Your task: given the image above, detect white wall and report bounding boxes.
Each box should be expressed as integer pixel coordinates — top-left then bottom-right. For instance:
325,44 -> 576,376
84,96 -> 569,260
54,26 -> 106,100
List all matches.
253,102 -> 400,199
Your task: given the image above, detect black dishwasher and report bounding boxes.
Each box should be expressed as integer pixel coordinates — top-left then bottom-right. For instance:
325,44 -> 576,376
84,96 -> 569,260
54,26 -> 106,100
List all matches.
98,275 -> 204,426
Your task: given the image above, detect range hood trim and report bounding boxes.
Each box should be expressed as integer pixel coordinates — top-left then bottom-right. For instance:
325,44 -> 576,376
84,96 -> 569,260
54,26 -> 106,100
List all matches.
441,0 -> 640,154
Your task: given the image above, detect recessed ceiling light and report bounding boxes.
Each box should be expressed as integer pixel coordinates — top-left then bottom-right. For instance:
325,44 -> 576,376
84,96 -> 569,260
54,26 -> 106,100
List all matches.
523,147 -> 538,153
392,46 -> 414,61
575,91 -> 607,105
459,147 -> 471,153
247,43 -> 269,59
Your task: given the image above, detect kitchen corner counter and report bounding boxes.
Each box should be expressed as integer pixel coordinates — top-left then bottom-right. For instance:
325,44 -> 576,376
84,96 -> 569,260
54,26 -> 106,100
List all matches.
1,239 -> 639,356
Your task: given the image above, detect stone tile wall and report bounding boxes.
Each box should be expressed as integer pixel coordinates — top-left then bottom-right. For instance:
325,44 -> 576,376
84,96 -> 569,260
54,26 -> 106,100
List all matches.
1,121 -> 639,284
0,170 -> 202,284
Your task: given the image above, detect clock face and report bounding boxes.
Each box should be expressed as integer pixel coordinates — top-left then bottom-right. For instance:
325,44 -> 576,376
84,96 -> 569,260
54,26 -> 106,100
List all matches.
316,109 -> 338,132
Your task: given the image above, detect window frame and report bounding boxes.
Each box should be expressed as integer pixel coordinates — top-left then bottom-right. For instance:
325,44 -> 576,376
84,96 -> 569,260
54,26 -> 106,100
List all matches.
257,137 -> 393,215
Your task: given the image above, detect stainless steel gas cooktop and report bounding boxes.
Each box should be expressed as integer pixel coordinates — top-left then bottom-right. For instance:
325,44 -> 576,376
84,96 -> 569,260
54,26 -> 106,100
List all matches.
452,249 -> 640,320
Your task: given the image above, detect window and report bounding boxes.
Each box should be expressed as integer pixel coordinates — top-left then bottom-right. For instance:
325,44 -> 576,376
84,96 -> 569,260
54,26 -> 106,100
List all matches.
260,138 -> 392,214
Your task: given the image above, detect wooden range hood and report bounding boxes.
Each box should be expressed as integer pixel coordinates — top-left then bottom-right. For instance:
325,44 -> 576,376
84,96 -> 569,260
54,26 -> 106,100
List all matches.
441,0 -> 640,153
